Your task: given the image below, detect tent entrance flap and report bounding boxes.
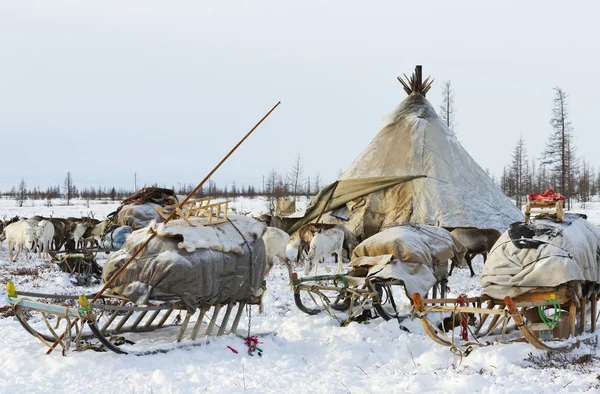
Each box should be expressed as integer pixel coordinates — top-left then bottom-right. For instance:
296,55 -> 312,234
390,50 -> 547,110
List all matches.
284,175 -> 425,233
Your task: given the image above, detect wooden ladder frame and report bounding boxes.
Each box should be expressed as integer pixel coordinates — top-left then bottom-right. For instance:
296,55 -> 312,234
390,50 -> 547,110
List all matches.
155,197 -> 231,227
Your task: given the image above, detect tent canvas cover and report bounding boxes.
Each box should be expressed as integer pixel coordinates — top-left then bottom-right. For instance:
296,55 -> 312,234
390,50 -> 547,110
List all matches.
284,67 -> 522,238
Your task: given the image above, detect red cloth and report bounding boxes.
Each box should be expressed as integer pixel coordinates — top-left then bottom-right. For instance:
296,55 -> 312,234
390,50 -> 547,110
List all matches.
527,189 -> 565,203
457,295 -> 469,341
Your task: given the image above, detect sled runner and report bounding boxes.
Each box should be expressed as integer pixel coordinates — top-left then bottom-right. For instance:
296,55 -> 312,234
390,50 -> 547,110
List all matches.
412,283 -> 597,354
6,282 -> 254,355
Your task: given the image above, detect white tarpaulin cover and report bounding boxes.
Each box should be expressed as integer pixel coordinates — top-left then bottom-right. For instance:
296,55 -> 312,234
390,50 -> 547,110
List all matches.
481,214 -> 600,299
350,223 -> 467,297
103,215 -> 267,311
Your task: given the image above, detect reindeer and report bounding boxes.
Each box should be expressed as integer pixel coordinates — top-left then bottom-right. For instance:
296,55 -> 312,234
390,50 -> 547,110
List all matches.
0,216 -> 21,250
449,228 -> 502,277
48,218 -> 77,251
294,223 -> 359,264
262,227 -> 291,278
303,226 -> 345,276
35,220 -> 55,260
4,220 -> 37,263
86,219 -> 110,248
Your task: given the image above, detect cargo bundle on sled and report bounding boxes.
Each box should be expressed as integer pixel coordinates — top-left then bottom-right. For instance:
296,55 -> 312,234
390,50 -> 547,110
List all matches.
5,102 -> 281,356
413,213 -> 600,353
7,210 -> 268,355
289,223 -> 467,327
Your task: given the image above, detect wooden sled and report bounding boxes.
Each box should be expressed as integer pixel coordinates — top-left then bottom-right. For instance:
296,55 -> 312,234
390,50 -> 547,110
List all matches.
6,282 -> 257,355
290,272 -> 409,326
524,195 -> 564,223
412,284 -> 597,353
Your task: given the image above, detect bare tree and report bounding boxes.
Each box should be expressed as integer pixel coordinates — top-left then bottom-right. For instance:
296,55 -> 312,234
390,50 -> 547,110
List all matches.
17,178 -> 27,207
439,80 -> 456,131
64,171 -> 74,205
509,135 -> 529,208
541,87 -> 576,208
287,153 -> 305,195
313,173 -> 322,194
579,158 -> 591,206
265,168 -> 278,214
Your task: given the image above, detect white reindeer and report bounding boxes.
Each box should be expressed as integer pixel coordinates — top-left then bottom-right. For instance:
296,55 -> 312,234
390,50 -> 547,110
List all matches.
4,221 -> 37,263
72,222 -> 90,249
262,227 -> 291,278
35,220 -> 55,260
304,227 -> 345,276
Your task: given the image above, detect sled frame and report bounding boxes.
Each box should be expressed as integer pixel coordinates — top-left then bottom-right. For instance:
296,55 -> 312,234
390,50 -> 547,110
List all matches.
412,285 -> 593,353
6,283 -> 253,355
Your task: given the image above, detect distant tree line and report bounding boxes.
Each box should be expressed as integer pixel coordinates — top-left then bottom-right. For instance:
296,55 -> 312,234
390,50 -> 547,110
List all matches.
501,87 -> 594,209
1,154 -> 323,207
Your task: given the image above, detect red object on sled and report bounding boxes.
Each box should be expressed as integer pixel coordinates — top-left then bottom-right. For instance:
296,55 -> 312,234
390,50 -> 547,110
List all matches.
527,189 -> 565,204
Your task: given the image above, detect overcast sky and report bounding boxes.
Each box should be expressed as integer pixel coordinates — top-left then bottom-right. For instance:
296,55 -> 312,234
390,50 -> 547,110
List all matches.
1,1 -> 598,192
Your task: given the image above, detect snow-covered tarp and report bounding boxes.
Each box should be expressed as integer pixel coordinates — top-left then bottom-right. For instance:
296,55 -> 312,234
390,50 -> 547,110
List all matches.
350,223 -> 467,297
481,214 -> 600,299
103,215 -> 267,311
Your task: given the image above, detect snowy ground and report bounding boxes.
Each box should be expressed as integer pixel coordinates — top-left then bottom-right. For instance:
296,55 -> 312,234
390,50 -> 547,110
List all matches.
1,197 -> 600,393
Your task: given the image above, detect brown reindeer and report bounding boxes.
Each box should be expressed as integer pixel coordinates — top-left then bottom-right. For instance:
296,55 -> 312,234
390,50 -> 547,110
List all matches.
48,218 -> 77,251
449,228 -> 502,277
437,312 -> 476,332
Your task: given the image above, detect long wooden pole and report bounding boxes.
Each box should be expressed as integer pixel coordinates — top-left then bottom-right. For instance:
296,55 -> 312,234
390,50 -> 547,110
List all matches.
46,101 -> 281,354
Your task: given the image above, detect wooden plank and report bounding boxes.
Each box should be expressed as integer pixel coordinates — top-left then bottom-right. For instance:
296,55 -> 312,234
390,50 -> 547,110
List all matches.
114,311 -> 134,332
217,302 -> 234,336
569,301 -> 576,337
205,304 -> 222,336
420,296 -> 489,305
473,301 -> 495,336
9,299 -> 80,319
512,287 -> 569,304
130,310 -> 148,330
176,311 -> 192,342
190,308 -> 207,340
421,305 -> 505,315
157,308 -> 174,328
230,302 -> 245,334
144,309 -> 162,329
592,293 -> 597,333
101,300 -> 128,333
580,298 -> 587,335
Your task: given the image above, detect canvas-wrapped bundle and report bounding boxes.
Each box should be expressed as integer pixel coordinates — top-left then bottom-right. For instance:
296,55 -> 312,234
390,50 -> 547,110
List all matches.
111,187 -> 179,230
116,203 -> 166,230
100,226 -> 133,250
349,223 -> 467,297
481,214 -> 600,299
102,215 -> 267,312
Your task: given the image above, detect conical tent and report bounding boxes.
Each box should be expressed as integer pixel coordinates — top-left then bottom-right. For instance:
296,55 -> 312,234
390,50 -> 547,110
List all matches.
285,66 -> 522,238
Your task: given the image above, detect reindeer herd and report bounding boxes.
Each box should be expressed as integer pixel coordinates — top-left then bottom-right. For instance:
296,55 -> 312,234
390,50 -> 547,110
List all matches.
0,205 -> 502,294
0,214 -> 111,263
259,217 -> 502,291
